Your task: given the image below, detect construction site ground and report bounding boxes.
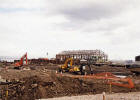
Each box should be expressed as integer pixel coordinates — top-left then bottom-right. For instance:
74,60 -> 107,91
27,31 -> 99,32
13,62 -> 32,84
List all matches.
46,92 -> 140,100
0,64 -> 140,100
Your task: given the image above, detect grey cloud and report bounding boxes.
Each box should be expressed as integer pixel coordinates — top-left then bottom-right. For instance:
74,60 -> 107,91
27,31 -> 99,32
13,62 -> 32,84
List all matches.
46,0 -> 135,34
83,22 -> 126,33
60,5 -> 120,21
48,1 -> 132,22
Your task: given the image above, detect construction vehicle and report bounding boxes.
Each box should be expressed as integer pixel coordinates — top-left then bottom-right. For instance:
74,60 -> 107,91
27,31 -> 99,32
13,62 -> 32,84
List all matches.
14,53 -> 28,69
58,58 -> 93,75
58,58 -> 79,73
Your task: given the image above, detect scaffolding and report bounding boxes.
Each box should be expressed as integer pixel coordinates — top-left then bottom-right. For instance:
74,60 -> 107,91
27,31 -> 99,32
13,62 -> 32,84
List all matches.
56,50 -> 108,63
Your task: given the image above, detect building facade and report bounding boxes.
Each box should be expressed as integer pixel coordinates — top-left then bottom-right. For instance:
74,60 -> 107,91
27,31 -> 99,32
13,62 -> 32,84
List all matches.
56,50 -> 108,63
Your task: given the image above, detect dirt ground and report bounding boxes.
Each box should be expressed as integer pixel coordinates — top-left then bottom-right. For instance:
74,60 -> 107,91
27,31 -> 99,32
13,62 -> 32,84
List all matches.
0,64 -> 140,100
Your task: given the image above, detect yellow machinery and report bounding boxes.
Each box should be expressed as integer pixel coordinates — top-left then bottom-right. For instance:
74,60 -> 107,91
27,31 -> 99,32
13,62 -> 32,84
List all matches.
59,58 -> 80,73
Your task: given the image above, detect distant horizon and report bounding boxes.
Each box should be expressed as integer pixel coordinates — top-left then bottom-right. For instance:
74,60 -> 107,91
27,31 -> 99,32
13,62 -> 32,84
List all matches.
0,48 -> 138,61
0,55 -> 136,61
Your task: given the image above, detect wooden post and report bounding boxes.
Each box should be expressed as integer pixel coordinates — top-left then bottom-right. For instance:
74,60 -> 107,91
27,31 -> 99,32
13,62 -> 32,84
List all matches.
5,85 -> 8,100
109,83 -> 112,94
103,92 -> 105,100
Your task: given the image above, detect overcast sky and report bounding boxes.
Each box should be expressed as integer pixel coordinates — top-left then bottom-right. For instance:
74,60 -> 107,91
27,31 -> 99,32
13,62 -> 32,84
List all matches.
0,0 -> 140,60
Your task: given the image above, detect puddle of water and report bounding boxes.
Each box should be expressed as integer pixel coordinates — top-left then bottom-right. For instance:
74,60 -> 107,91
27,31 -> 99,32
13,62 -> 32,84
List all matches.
115,75 -> 127,78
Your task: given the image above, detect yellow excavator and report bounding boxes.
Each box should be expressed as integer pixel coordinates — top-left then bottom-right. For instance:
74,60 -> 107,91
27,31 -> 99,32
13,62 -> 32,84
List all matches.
58,58 -> 80,73
58,58 -> 93,75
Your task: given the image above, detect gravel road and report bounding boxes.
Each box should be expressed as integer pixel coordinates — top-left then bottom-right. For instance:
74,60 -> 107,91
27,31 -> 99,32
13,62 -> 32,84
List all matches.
40,92 -> 140,100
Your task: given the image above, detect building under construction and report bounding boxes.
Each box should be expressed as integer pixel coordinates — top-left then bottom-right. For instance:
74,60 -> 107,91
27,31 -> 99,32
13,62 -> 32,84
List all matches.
56,50 -> 108,63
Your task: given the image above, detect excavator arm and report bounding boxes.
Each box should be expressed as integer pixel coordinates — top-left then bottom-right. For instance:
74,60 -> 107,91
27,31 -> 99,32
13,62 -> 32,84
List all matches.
61,58 -> 73,69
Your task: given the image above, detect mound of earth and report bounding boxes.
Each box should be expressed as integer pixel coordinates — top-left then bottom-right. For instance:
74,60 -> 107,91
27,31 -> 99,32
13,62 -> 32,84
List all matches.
1,72 -> 138,100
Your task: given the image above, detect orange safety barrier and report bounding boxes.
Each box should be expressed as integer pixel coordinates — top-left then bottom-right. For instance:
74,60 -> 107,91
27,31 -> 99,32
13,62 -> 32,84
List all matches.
56,72 -> 134,89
